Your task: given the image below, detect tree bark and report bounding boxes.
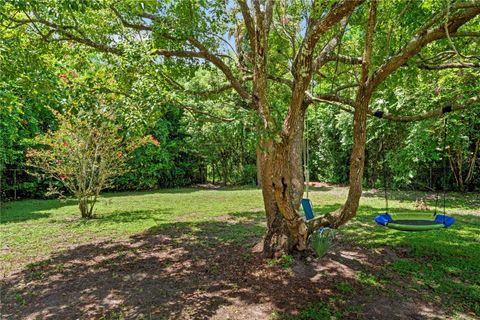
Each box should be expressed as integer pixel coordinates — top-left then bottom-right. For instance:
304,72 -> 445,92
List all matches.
258,117 -> 309,257
256,147 -> 263,188
333,94 -> 370,226
79,197 -> 92,218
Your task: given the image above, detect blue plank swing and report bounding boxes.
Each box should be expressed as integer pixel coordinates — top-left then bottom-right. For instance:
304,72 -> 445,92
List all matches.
301,111 -> 334,257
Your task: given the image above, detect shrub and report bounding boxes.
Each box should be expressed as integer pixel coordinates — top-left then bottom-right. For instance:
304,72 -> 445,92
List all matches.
26,110 -> 144,218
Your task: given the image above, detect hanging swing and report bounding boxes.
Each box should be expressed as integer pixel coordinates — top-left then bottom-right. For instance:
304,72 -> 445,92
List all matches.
374,107 -> 455,231
301,105 -> 335,257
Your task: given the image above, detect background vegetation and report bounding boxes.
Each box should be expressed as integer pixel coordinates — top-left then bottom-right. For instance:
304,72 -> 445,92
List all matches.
2,66 -> 479,200
1,1 -> 479,201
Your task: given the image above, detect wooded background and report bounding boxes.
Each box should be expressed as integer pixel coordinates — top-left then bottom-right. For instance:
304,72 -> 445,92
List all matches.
1,0 -> 479,201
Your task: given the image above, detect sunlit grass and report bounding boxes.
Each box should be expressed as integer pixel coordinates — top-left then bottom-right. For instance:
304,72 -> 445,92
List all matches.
0,188 -> 265,275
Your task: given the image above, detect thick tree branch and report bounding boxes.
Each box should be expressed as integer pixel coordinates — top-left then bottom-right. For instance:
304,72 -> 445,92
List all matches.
5,10 -> 251,104
450,31 -> 480,37
418,62 -> 480,69
154,44 -> 251,103
4,13 -> 124,55
312,16 -> 351,72
360,0 -> 377,87
237,0 -> 256,56
306,91 -> 358,109
305,0 -> 364,53
187,38 -> 251,103
312,94 -> 479,122
326,54 -> 363,65
284,0 -> 363,137
416,1 -> 480,36
371,96 -> 480,122
309,97 -> 356,114
301,1 -> 364,74
371,5 -> 480,90
186,76 -> 255,96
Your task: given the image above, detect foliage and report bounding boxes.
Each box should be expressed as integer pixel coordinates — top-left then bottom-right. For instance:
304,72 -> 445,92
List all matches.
0,25 -> 63,198
114,109 -> 183,190
1,0 -> 479,201
306,67 -> 480,191
26,109 -> 145,218
306,107 -> 352,184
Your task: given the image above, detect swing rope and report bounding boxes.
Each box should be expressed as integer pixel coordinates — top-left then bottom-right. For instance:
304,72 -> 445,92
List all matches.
433,113 -> 449,219
304,112 -> 310,199
378,110 -> 450,218
442,115 -> 448,221
381,124 -> 389,215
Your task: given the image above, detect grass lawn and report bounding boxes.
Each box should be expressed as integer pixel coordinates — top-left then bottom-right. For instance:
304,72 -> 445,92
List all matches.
1,186 -> 479,319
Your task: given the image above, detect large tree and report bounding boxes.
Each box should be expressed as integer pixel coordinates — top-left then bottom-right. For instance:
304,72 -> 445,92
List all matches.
1,0 -> 479,256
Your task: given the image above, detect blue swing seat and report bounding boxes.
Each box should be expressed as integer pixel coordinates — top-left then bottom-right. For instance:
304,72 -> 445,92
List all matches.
302,198 -> 335,257
301,198 -> 327,222
301,198 -> 316,220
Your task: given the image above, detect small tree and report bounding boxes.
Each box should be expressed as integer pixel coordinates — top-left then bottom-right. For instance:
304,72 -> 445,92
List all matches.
27,110 -> 139,218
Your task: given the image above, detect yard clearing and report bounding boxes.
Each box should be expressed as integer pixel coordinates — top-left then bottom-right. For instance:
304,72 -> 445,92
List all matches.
1,186 -> 479,319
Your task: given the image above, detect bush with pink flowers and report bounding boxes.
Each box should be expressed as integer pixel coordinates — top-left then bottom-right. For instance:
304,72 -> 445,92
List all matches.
26,110 -> 146,218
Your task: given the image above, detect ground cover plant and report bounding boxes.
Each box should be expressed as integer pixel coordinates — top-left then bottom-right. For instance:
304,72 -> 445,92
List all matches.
1,186 -> 479,319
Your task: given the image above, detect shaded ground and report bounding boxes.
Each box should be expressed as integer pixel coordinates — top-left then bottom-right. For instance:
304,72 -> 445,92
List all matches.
0,218 -> 457,320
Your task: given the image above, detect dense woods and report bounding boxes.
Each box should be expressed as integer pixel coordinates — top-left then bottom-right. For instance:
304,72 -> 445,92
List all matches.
1,0 -> 479,256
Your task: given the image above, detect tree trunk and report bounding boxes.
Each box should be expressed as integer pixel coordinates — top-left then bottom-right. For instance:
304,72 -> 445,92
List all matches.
258,118 -> 309,258
79,197 -> 92,219
257,139 -> 293,258
255,87 -> 373,258
256,147 -> 263,188
326,93 -> 370,227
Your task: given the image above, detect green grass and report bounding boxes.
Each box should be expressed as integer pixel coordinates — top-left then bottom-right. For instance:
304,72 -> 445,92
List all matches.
1,186 -> 479,317
0,188 -> 265,274
266,254 -> 295,269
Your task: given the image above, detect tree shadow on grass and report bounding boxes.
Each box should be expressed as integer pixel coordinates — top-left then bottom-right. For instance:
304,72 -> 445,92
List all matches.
0,218 -> 275,319
84,208 -> 177,225
0,199 -> 78,224
2,207 -> 476,319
